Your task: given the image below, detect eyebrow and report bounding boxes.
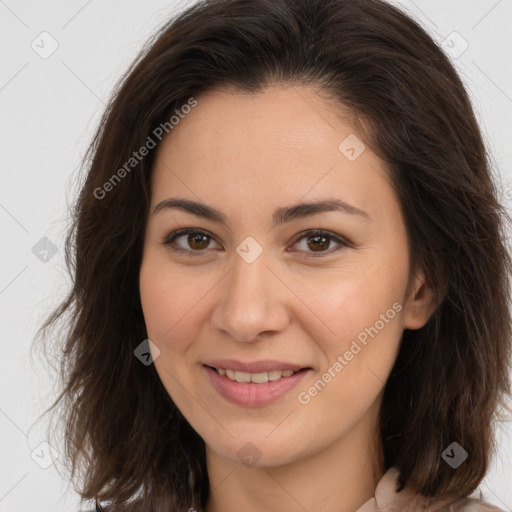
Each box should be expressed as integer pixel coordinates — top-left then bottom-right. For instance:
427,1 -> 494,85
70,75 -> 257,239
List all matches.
152,197 -> 370,225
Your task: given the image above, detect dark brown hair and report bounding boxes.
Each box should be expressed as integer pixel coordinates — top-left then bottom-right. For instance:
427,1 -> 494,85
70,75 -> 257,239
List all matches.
35,0 -> 512,510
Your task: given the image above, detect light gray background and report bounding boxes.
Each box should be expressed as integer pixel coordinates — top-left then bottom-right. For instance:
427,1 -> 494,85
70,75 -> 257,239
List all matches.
1,1 -> 511,511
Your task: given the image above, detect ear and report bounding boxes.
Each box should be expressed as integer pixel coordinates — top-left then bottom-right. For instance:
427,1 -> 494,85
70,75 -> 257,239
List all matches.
403,269 -> 438,330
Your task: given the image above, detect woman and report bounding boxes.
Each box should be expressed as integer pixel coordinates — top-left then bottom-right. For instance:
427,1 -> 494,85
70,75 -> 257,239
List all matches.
37,0 -> 512,511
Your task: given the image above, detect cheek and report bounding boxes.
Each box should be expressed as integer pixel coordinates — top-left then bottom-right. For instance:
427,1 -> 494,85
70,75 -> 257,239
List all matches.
294,270 -> 404,421
290,247 -> 407,405
139,255 -> 198,344
294,252 -> 406,344
139,253 -> 226,363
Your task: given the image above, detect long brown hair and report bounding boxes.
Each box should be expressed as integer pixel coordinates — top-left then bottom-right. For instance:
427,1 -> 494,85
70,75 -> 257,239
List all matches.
35,0 -> 512,510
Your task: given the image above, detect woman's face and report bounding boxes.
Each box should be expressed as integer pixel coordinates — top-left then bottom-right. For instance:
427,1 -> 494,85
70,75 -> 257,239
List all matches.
139,85 -> 432,468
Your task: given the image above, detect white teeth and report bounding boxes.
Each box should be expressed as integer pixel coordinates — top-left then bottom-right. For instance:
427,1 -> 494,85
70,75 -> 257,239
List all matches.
250,372 -> 268,383
215,367 -> 298,383
235,370 -> 251,383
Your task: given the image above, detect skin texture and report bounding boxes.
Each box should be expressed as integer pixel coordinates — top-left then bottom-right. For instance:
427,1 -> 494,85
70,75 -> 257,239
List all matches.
139,85 -> 436,512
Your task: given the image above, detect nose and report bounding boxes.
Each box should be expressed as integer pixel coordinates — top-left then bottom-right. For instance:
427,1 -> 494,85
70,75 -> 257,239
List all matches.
209,249 -> 291,342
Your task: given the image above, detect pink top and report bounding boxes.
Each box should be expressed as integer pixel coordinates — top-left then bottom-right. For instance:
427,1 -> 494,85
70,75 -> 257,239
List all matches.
356,467 -> 505,512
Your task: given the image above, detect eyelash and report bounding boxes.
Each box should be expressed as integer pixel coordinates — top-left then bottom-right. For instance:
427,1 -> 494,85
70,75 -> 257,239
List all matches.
160,228 -> 350,258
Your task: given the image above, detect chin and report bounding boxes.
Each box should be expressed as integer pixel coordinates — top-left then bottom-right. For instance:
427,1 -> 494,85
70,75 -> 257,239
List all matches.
206,433 -> 310,469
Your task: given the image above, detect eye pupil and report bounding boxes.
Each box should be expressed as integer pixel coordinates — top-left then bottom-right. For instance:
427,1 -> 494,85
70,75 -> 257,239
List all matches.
189,233 -> 209,250
308,235 -> 329,252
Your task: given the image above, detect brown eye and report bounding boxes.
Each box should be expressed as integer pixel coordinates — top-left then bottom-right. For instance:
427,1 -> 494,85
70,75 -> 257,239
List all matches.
162,229 -> 221,256
187,232 -> 210,250
291,229 -> 349,258
306,234 -> 330,252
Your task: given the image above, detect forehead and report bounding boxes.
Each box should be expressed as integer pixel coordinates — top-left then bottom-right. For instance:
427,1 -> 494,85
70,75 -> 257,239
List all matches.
150,85 -> 395,223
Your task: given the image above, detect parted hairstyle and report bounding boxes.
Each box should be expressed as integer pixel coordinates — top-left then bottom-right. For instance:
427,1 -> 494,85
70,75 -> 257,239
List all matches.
36,0 -> 512,510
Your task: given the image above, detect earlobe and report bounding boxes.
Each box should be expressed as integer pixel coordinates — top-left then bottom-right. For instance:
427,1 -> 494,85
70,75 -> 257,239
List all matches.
403,271 -> 438,330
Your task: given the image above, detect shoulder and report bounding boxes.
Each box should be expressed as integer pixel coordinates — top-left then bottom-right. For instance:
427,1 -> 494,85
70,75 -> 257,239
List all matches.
438,494 -> 506,512
365,466 -> 507,512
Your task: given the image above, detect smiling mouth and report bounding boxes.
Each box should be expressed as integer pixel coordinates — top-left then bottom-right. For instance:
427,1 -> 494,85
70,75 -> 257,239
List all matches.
205,365 -> 311,384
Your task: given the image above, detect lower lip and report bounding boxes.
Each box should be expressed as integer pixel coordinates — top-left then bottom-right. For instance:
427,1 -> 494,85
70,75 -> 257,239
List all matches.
204,365 -> 312,407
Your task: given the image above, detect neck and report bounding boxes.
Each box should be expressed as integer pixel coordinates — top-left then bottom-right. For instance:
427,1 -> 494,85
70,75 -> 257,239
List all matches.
203,403 -> 385,512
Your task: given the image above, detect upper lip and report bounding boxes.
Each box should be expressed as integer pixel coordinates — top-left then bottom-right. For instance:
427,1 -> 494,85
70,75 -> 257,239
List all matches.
204,359 -> 311,373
